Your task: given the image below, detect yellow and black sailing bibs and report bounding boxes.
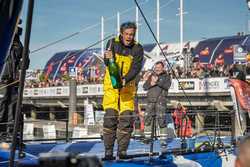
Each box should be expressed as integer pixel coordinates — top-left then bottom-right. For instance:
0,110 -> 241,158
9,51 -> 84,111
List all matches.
102,38 -> 136,113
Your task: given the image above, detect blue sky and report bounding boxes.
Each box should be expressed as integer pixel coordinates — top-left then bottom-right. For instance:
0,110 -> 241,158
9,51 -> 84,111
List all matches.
21,0 -> 248,69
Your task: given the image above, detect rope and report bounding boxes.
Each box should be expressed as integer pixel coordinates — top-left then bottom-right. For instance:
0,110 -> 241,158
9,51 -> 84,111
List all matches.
0,80 -> 19,91
43,33 -> 115,67
0,34 -> 115,90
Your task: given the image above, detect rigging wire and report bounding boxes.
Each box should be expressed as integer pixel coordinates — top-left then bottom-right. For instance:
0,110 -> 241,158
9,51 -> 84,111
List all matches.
29,0 -> 177,55
1,34 -> 115,90
133,0 -> 213,146
30,0 -> 150,54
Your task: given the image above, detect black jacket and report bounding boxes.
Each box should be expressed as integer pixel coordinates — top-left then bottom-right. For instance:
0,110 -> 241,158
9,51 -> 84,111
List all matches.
143,71 -> 171,103
246,65 -> 250,75
0,35 -> 24,82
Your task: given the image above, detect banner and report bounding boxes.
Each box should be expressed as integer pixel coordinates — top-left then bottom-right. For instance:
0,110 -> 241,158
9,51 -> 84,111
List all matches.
198,78 -> 225,92
178,81 -> 195,90
199,80 -> 219,90
229,79 -> 250,112
22,76 -> 250,97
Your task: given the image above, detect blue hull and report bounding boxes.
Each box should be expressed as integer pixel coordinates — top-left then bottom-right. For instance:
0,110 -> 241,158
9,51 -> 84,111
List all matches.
0,136 -> 236,167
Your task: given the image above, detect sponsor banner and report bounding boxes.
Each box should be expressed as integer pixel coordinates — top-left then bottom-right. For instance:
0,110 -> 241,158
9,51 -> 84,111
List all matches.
56,88 -> 62,95
97,85 -> 103,94
178,81 -> 195,90
69,67 -> 77,77
247,78 -> 250,85
196,77 -> 230,93
223,78 -> 230,90
33,89 -> 38,96
169,80 -> 176,92
88,85 -> 97,94
23,89 -> 30,96
82,86 -> 88,94
198,78 -> 227,92
229,79 -> 250,112
23,77 -> 250,97
199,79 -> 219,91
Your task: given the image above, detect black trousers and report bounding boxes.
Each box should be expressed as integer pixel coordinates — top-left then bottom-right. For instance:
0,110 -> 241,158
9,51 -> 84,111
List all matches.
0,83 -> 17,134
103,108 -> 134,155
144,102 -> 167,128
144,102 -> 177,139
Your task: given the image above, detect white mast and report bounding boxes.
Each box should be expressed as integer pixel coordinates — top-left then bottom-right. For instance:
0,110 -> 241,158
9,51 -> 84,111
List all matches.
117,12 -> 120,36
136,6 -> 139,41
156,0 -> 160,57
180,0 -> 183,56
101,16 -> 104,57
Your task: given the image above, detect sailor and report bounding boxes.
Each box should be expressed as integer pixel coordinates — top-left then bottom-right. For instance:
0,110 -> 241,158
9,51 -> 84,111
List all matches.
142,61 -> 172,148
102,22 -> 144,160
229,63 -> 247,81
0,24 -> 26,135
172,103 -> 192,138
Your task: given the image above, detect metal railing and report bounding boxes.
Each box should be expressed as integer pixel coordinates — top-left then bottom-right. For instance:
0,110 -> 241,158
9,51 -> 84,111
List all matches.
1,108 -> 245,143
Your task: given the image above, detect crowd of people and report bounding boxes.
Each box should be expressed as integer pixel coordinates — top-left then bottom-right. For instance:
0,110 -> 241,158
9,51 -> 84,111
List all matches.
166,54 -> 250,79
24,47 -> 250,89
24,65 -> 105,88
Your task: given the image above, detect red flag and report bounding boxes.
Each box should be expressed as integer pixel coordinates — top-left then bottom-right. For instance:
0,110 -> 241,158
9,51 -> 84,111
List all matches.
230,79 -> 250,112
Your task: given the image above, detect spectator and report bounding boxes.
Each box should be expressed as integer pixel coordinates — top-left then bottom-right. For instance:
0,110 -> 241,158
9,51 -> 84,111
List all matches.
246,55 -> 250,75
172,103 -> 192,138
246,62 -> 250,75
192,54 -> 200,63
235,136 -> 250,167
215,54 -> 224,66
60,62 -> 67,74
246,53 -> 250,62
143,61 -> 172,147
229,64 -> 247,81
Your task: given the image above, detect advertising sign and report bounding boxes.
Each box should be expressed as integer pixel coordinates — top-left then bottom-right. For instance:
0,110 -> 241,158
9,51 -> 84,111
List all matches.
178,81 -> 195,90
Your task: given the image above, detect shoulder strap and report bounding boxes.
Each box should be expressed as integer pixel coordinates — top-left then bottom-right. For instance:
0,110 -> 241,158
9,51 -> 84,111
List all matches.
115,36 -> 120,42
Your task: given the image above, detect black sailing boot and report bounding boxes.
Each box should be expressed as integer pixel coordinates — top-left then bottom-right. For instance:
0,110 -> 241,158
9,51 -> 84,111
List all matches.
102,128 -> 116,161
117,130 -> 132,160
